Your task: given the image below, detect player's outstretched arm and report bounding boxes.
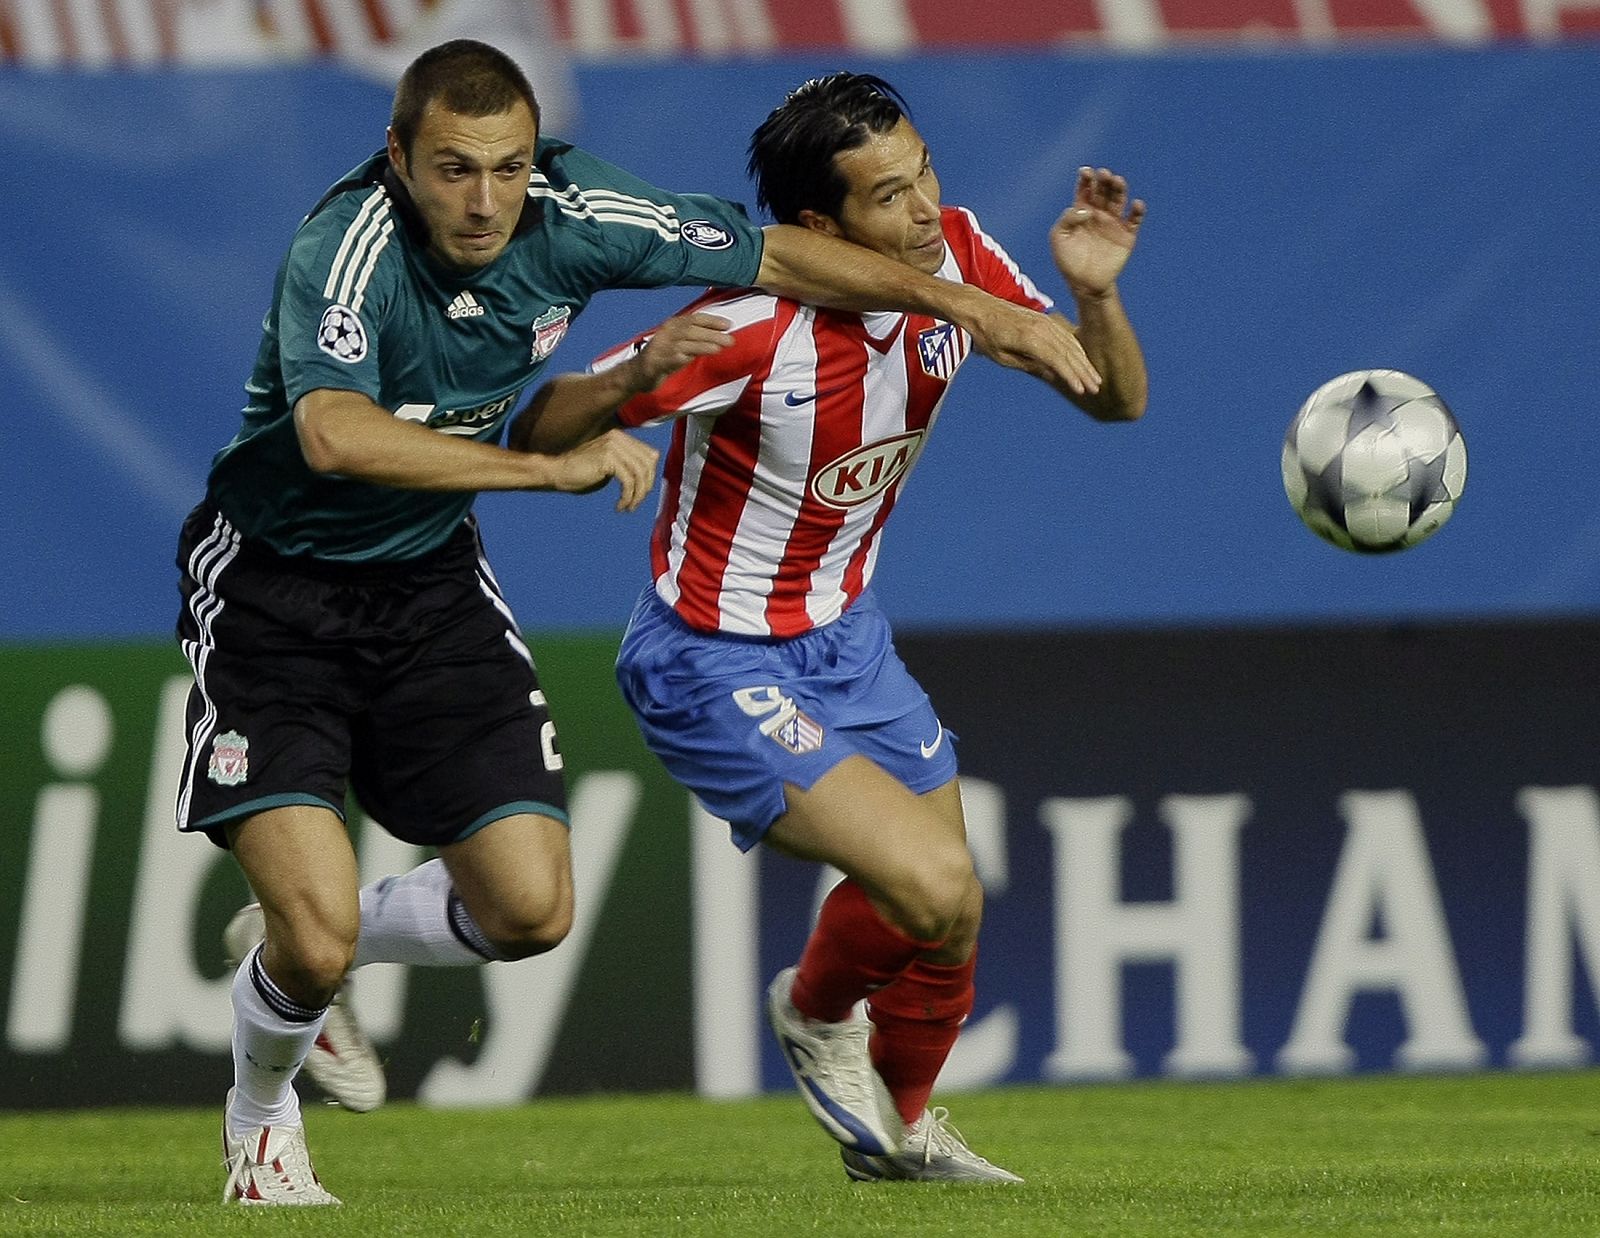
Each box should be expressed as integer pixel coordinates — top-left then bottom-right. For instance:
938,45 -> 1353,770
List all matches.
511,312 -> 735,455
1047,167 -> 1148,422
756,225 -> 1102,397
293,388 -> 657,509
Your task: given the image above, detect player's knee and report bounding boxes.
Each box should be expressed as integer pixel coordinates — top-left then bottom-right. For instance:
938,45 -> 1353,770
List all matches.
266,928 -> 356,1007
301,942 -> 358,998
477,889 -> 574,961
491,913 -> 572,961
891,844 -> 976,945
934,872 -> 985,961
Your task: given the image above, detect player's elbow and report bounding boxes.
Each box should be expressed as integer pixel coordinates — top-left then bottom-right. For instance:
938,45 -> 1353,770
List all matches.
1070,387 -> 1147,423
504,401 -> 541,454
511,395 -> 571,455
293,396 -> 355,474
294,416 -> 343,474
1104,392 -> 1147,422
519,382 -> 618,455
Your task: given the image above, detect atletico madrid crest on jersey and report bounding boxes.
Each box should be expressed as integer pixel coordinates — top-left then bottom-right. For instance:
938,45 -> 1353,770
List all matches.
917,321 -> 966,380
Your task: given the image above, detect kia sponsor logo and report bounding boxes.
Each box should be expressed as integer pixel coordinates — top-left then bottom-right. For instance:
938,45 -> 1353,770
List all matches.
810,430 -> 925,509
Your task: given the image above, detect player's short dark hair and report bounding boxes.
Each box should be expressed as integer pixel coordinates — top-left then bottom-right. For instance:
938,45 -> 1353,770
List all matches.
391,40 -> 541,161
746,73 -> 911,225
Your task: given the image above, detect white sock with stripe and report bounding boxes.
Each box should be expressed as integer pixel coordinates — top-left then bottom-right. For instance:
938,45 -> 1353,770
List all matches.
227,945 -> 327,1138
353,858 -> 505,967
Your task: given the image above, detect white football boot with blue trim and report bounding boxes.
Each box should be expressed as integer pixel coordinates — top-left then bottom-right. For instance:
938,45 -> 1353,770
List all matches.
765,966 -> 904,1156
840,1106 -> 1024,1183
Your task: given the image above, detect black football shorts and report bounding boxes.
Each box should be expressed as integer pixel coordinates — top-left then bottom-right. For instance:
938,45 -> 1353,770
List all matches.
173,503 -> 567,848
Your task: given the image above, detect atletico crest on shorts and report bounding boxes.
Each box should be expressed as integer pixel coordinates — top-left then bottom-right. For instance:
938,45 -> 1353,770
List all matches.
917,321 -> 966,380
771,708 -> 825,755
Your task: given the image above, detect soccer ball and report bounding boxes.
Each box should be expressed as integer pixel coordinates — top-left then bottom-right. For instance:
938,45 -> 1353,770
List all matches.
1281,369 -> 1466,553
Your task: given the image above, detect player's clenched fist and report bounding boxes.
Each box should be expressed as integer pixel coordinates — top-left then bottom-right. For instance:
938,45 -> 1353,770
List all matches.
547,428 -> 660,511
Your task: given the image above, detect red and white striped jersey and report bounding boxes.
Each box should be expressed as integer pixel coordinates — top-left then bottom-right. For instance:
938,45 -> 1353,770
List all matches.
595,205 -> 1052,639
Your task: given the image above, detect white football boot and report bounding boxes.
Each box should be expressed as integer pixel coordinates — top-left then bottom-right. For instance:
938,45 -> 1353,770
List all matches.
765,966 -> 904,1156
221,1093 -> 341,1206
224,902 -> 387,1113
840,1106 -> 1024,1183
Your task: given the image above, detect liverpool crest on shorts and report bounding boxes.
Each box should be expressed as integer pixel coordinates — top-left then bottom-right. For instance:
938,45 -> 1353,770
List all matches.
208,730 -> 250,786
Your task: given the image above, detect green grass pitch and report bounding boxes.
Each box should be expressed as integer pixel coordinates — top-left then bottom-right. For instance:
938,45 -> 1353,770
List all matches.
3,1072 -> 1598,1235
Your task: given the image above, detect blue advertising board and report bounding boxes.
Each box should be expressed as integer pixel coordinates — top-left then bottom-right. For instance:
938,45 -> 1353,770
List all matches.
3,46 -> 1599,639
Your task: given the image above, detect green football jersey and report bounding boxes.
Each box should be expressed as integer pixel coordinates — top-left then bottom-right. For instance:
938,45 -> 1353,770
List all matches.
206,139 -> 764,561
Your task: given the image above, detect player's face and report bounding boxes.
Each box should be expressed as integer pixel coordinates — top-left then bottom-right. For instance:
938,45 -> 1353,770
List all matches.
388,99 -> 536,272
828,118 -> 945,275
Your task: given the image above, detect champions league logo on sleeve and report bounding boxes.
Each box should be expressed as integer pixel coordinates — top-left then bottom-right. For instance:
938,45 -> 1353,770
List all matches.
317,304 -> 369,364
682,220 -> 735,250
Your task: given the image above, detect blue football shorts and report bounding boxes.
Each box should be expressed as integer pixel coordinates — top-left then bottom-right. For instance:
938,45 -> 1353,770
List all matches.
615,586 -> 958,851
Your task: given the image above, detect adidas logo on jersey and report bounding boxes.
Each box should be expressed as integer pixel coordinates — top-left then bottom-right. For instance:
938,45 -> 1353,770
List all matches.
446,291 -> 486,320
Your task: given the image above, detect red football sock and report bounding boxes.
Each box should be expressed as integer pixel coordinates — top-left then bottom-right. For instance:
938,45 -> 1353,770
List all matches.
791,880 -> 941,1023
867,951 -> 977,1125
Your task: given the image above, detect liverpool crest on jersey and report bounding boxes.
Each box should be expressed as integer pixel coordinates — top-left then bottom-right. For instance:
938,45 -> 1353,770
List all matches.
530,305 -> 572,362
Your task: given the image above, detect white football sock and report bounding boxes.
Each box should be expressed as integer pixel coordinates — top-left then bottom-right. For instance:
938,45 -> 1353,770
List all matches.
227,945 -> 326,1137
353,858 -> 504,967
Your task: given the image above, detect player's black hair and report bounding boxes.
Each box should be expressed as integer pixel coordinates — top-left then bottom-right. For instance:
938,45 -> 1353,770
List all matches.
391,40 -> 542,161
746,72 -> 912,225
